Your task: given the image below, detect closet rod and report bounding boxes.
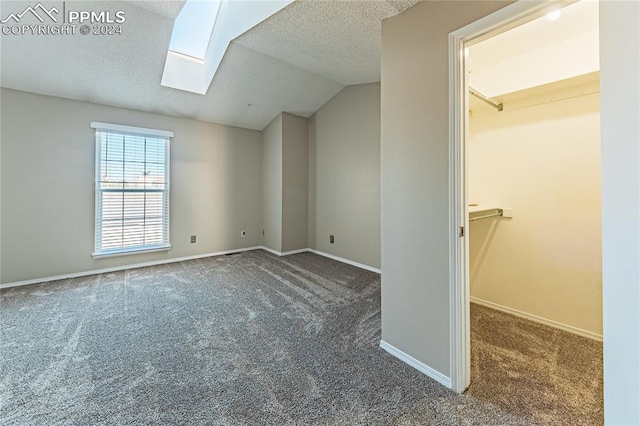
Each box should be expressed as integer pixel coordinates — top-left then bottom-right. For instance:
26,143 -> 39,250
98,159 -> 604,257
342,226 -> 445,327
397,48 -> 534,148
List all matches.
469,86 -> 503,111
469,209 -> 504,221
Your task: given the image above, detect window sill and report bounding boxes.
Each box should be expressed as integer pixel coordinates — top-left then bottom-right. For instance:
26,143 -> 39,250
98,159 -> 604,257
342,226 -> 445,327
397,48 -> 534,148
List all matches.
92,245 -> 172,259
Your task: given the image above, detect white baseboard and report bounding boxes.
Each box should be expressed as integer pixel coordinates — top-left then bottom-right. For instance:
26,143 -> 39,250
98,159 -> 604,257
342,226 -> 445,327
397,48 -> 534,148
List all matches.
306,249 -> 381,274
0,246 -> 262,289
258,247 -> 381,274
1,246 -> 380,289
379,340 -> 452,388
259,246 -> 283,256
260,246 -> 309,257
281,248 -> 310,256
470,297 -> 603,342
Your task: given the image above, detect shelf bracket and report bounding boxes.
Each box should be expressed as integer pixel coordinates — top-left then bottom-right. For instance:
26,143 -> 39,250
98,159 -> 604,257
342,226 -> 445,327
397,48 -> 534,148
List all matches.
469,86 -> 503,111
469,208 -> 504,221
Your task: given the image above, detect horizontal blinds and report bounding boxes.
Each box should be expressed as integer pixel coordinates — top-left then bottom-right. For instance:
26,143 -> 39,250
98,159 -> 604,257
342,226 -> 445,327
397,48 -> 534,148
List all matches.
95,130 -> 170,255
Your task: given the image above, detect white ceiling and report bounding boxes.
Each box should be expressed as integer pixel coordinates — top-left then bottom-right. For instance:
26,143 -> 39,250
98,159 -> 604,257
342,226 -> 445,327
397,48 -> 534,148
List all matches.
0,0 -> 419,130
468,1 -> 599,71
468,0 -> 599,99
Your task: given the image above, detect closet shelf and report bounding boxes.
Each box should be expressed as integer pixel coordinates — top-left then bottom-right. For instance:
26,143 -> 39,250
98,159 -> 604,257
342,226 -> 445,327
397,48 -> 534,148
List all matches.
469,205 -> 504,221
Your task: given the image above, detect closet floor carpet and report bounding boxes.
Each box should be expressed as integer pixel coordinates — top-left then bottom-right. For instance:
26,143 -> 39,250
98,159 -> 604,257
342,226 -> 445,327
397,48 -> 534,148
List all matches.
1,250 -> 603,425
468,303 -> 603,425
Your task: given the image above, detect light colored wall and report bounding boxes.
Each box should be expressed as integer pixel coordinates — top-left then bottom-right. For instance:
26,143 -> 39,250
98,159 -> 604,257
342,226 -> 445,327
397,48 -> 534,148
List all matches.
0,88 -> 263,284
380,1 -> 510,378
281,113 -> 308,252
261,114 -> 283,252
308,84 -> 381,268
600,1 -> 640,423
469,84 -> 602,337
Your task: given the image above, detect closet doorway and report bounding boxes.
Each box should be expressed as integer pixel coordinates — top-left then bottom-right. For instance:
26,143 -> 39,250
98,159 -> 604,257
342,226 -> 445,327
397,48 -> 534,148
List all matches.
448,1 -> 603,422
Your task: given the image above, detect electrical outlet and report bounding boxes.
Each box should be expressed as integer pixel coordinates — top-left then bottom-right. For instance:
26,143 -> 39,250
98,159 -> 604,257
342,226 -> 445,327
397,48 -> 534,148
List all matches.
241,231 -> 246,237
330,235 -> 334,244
190,235 -> 196,243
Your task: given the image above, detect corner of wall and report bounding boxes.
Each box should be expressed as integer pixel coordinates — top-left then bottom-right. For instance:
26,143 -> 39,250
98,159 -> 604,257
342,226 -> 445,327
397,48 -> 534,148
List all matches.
307,114 -> 317,250
305,83 -> 381,269
281,112 -> 310,252
260,113 -> 284,253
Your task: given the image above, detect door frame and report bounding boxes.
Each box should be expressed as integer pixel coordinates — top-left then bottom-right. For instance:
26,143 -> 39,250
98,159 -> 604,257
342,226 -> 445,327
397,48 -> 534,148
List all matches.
447,0 -> 577,393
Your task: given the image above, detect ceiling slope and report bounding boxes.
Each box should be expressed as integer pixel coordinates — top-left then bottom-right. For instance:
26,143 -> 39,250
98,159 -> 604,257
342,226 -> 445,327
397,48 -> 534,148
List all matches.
0,0 -> 419,130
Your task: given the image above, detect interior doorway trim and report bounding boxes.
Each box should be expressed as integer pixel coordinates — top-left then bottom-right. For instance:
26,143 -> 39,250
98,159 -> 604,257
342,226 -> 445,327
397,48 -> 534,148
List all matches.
447,0 -> 576,394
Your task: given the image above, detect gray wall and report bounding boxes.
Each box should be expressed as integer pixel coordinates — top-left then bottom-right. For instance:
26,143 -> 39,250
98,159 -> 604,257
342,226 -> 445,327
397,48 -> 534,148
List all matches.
260,112 -> 309,253
261,114 -> 283,252
380,1 -> 510,377
600,1 -> 640,423
282,113 -> 309,252
0,88 -> 263,284
308,84 -> 381,269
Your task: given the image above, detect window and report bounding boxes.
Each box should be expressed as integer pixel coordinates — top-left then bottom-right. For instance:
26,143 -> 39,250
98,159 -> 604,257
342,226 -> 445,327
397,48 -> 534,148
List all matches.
91,122 -> 173,258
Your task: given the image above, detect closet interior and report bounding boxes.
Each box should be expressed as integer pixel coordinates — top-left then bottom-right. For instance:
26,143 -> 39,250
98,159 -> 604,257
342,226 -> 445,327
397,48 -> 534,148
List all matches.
467,0 -> 602,339
464,1 -> 604,420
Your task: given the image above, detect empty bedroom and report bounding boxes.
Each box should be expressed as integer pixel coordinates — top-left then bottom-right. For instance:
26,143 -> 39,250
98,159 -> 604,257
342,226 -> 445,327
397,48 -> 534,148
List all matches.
1,0 -> 639,425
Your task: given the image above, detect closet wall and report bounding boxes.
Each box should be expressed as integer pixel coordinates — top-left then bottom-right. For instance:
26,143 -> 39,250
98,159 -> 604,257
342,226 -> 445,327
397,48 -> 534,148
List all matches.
469,76 -> 602,338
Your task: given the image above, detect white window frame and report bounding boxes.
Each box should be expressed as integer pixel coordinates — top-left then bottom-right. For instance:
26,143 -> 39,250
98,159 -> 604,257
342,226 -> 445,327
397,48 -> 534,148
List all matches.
91,122 -> 174,258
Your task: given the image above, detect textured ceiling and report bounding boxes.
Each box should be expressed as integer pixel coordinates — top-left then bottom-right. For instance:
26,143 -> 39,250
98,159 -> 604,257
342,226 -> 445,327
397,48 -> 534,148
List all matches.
132,1 -> 185,19
235,0 -> 415,85
0,0 -> 419,130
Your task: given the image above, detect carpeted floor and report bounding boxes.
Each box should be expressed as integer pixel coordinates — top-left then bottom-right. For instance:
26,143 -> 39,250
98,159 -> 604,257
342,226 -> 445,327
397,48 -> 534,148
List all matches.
469,303 -> 603,425
1,250 -> 603,425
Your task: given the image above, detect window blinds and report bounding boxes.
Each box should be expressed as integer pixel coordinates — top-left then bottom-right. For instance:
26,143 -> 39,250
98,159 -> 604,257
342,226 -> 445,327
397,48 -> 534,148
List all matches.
92,123 -> 172,257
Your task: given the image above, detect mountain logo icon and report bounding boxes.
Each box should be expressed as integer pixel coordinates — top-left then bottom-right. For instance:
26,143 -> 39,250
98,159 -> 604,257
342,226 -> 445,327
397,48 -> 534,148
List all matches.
1,3 -> 59,24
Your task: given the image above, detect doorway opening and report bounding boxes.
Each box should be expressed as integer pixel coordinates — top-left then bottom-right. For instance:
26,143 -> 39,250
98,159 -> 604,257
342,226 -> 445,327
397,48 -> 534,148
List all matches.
448,1 -> 603,421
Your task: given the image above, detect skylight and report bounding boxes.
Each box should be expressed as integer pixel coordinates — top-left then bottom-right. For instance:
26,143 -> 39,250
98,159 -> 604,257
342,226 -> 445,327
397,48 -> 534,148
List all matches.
169,1 -> 221,60
161,0 -> 294,95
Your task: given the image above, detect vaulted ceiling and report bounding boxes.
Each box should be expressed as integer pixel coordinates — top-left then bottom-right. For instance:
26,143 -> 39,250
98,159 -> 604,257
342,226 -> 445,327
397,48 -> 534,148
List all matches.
0,0 -> 419,130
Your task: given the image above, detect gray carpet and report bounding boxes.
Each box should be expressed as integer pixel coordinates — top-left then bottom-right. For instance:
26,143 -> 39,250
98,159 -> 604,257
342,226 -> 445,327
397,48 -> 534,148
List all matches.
1,250 -> 602,425
468,303 -> 603,425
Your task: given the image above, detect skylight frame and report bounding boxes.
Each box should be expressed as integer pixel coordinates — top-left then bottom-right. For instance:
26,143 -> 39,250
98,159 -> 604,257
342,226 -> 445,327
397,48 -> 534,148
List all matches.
161,0 -> 295,95
168,0 -> 222,61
